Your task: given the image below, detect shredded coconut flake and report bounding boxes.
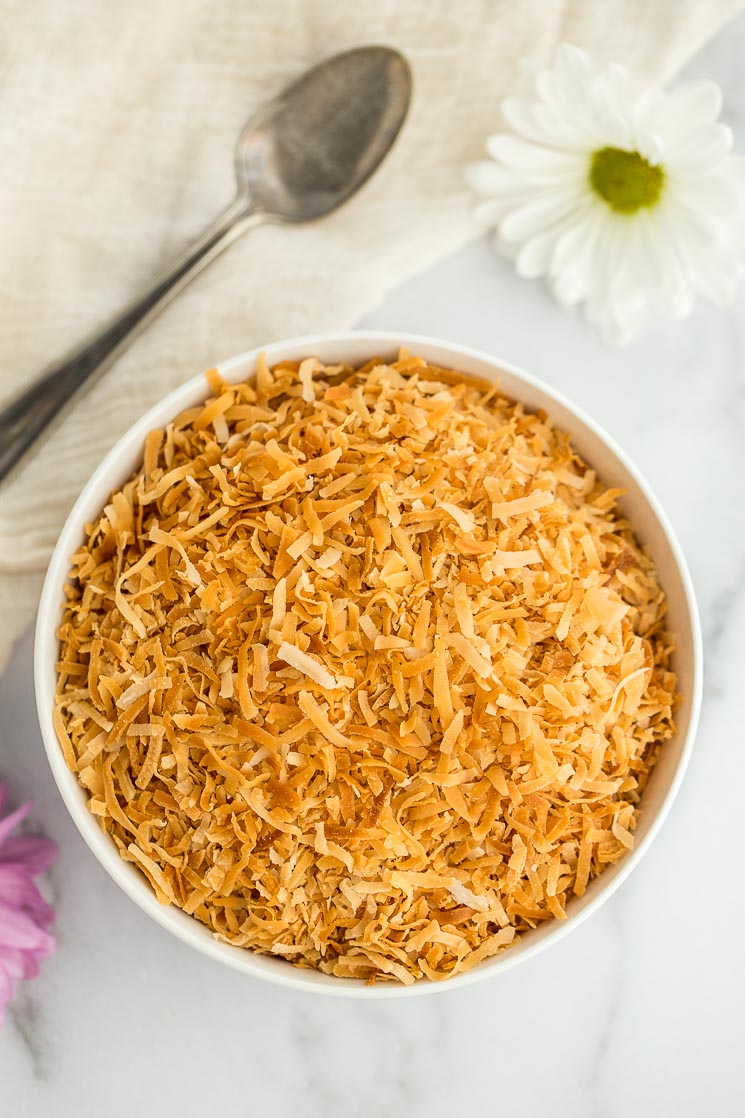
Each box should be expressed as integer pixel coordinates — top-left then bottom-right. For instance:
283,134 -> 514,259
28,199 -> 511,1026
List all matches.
298,357 -> 320,404
438,501 -> 476,533
278,641 -> 339,691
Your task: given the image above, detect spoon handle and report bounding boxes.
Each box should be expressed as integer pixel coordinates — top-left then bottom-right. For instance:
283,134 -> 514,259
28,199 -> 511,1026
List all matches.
0,196 -> 261,486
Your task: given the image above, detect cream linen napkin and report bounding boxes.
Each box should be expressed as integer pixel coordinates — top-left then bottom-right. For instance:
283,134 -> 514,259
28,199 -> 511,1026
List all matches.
0,0 -> 741,672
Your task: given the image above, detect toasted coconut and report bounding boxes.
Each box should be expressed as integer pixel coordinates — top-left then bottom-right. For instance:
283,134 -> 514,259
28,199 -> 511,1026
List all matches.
277,641 -> 339,691
55,351 -> 677,985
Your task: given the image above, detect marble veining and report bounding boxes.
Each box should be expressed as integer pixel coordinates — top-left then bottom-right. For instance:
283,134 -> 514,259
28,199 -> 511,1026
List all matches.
585,909 -> 620,1094
7,989 -> 47,1084
2,17 -> 745,1116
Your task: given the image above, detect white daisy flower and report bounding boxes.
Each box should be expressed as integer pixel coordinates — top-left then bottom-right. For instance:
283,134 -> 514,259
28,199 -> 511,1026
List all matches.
467,44 -> 745,345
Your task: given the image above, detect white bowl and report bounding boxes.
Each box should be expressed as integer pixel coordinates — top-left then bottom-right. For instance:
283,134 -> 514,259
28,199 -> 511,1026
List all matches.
35,331 -> 702,998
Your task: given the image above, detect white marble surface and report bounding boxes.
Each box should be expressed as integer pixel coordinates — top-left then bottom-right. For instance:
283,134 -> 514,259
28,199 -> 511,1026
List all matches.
3,17 -> 745,1115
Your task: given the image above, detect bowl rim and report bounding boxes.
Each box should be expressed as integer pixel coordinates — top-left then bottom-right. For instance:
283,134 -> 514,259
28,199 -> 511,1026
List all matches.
34,329 -> 703,998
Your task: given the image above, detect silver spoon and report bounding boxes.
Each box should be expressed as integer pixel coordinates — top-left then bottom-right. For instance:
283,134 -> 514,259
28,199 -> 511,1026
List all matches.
0,45 -> 412,485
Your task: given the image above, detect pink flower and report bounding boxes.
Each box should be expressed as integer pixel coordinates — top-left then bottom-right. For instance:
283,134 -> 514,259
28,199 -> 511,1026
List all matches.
0,783 -> 57,1024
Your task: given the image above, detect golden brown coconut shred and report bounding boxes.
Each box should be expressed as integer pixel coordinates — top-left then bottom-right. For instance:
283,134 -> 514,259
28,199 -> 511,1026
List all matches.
55,352 -> 677,984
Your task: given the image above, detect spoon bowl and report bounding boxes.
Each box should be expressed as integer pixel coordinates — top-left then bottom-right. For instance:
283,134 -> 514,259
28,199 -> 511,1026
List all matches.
237,46 -> 412,221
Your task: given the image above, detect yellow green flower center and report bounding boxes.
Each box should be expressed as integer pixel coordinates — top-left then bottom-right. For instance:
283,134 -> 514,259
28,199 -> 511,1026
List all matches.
589,147 -> 664,214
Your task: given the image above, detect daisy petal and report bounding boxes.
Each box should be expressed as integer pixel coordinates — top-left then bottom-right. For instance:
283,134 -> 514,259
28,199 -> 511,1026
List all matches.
604,294 -> 648,346
514,202 -> 597,280
486,134 -> 580,173
465,161 -> 520,197
474,199 -> 516,226
499,189 -> 586,243
633,87 -> 667,136
665,123 -> 734,172
501,97 -> 592,151
666,199 -> 743,303
515,232 -> 557,278
537,44 -> 592,117
637,212 -> 693,318
588,65 -> 635,148
634,82 -> 722,149
549,206 -> 606,303
667,172 -> 742,219
501,97 -> 555,145
664,80 -> 722,130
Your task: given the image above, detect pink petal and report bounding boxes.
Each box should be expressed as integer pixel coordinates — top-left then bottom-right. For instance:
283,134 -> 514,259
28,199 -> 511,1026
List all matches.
0,945 -> 29,981
0,789 -> 57,1023
0,900 -> 52,950
0,801 -> 33,846
0,933 -> 55,986
3,943 -> 50,981
26,933 -> 55,966
0,868 -> 55,928
0,835 -> 58,874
